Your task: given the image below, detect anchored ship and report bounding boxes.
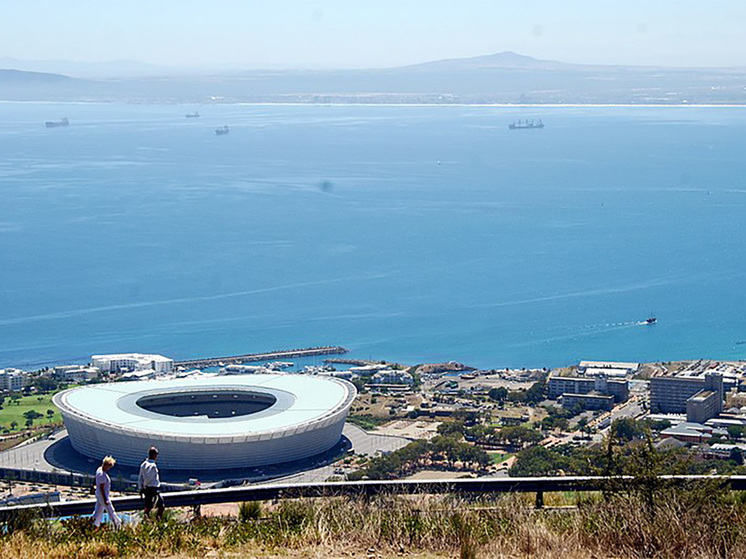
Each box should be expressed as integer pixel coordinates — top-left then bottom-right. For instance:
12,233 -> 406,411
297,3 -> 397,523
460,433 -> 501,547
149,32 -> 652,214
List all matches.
215,125 -> 229,136
508,119 -> 544,130
45,118 -> 69,128
185,112 -> 200,118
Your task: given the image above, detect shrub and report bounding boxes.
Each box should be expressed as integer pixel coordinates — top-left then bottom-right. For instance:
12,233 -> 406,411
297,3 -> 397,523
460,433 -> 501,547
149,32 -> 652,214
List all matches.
238,500 -> 262,522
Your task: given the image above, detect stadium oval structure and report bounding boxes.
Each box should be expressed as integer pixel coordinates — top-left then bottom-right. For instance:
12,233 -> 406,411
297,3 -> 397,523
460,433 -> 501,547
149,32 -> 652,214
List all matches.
53,374 -> 356,470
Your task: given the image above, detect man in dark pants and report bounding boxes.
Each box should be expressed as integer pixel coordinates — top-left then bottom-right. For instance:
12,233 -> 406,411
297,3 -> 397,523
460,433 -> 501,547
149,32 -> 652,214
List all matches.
138,446 -> 164,520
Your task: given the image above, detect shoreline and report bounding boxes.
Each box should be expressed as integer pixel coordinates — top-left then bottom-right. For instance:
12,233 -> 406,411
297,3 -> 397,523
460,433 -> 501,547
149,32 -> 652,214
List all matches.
3,99 -> 746,109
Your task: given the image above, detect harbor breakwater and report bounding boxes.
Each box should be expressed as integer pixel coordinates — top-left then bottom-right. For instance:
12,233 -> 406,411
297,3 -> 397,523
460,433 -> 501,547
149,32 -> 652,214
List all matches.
174,346 -> 347,369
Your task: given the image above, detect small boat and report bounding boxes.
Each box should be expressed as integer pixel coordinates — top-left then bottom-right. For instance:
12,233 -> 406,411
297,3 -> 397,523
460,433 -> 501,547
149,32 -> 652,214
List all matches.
185,112 -> 200,118
45,118 -> 69,128
645,316 -> 657,325
215,125 -> 229,136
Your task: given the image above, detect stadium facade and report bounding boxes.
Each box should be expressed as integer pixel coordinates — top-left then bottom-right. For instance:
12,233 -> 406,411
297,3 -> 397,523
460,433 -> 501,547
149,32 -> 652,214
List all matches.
53,374 -> 356,470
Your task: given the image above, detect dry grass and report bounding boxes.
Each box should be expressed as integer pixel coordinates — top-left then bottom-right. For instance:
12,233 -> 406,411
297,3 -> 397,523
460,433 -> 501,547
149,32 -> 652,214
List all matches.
3,483 -> 746,558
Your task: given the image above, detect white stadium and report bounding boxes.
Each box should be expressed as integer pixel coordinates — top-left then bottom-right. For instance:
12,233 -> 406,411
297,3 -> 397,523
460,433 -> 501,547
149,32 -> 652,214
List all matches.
53,374 -> 356,470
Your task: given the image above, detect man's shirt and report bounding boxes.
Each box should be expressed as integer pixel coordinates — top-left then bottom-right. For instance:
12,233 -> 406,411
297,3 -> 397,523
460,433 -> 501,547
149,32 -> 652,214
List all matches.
138,459 -> 161,490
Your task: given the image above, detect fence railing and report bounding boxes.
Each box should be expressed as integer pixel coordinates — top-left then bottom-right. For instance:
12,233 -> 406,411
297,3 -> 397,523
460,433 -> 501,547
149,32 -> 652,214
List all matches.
1,475 -> 744,521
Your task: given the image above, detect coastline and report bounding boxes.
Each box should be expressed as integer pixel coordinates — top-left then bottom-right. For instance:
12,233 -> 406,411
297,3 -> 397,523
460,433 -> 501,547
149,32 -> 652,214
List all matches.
3,99 -> 746,108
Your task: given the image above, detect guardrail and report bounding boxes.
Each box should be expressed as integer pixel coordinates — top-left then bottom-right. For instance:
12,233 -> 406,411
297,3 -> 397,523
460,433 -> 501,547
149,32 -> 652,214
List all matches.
0,475 -> 743,521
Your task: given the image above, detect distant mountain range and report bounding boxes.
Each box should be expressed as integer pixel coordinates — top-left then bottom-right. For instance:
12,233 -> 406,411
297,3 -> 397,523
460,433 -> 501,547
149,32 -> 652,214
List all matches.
2,52 -> 745,105
399,51 -> 572,71
0,57 -> 189,78
0,68 -> 74,83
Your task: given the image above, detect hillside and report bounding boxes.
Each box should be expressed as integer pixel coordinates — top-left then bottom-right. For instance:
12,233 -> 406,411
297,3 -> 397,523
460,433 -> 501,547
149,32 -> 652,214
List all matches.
2,52 -> 746,104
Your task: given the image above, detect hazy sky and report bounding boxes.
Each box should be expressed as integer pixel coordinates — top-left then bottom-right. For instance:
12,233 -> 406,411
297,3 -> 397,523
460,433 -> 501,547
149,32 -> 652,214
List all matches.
2,0 -> 745,69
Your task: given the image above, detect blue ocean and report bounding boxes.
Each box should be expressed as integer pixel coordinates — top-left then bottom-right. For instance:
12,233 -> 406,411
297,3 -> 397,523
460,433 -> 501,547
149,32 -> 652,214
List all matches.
1,103 -> 745,370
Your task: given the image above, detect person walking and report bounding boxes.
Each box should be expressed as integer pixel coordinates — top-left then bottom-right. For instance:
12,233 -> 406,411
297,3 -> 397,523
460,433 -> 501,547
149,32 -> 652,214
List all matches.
92,456 -> 121,528
138,446 -> 165,520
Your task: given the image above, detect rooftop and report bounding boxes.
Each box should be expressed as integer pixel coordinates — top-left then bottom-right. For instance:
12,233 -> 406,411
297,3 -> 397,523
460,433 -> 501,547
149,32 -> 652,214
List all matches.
56,374 -> 354,437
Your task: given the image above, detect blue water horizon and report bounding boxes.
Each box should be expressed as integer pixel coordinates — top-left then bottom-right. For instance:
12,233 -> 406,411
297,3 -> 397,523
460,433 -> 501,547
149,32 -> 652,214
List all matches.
1,102 -> 745,370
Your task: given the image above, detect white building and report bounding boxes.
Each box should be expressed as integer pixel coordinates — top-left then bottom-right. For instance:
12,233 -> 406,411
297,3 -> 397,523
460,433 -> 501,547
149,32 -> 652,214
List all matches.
53,365 -> 100,383
54,374 -> 356,470
579,360 -> 639,373
371,370 -> 414,385
0,368 -> 29,392
91,353 -> 173,375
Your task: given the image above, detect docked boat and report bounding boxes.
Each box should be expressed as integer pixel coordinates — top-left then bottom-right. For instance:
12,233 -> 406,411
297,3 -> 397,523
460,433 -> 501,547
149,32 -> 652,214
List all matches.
215,125 -> 229,135
508,119 -> 544,130
45,118 -> 69,128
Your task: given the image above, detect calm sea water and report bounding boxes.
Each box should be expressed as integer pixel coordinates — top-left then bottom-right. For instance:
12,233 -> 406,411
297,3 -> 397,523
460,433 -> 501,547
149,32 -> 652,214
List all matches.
1,103 -> 745,370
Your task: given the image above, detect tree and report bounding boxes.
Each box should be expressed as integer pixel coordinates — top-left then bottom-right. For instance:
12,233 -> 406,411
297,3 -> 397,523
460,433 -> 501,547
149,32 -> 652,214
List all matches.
22,410 -> 43,428
610,418 -> 647,442
727,425 -> 745,441
10,421 -> 18,431
351,378 -> 366,394
437,421 -> 466,438
488,387 -> 508,402
730,447 -> 744,466
46,409 -> 55,422
33,376 -> 60,393
525,379 -> 548,404
500,426 -> 544,449
510,446 -> 572,476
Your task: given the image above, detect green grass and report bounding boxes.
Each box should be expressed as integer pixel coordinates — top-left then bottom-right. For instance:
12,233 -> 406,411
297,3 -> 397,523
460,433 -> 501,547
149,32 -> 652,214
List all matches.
346,414 -> 391,430
0,394 -> 61,433
488,451 -> 512,465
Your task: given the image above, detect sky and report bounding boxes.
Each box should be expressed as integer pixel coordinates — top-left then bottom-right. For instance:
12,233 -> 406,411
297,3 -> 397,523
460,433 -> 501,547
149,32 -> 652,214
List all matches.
2,0 -> 745,70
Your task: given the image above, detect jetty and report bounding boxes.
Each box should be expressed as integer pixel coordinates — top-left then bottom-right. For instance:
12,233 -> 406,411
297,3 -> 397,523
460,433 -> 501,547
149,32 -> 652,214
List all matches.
324,358 -> 377,366
174,346 -> 347,369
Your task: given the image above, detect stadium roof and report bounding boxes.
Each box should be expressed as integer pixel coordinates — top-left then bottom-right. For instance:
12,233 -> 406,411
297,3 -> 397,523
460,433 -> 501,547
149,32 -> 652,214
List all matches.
58,374 -> 353,437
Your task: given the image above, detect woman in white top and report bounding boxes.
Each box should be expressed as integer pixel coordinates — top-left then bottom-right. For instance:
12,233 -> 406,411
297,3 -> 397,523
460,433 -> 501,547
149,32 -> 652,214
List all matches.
93,455 -> 121,528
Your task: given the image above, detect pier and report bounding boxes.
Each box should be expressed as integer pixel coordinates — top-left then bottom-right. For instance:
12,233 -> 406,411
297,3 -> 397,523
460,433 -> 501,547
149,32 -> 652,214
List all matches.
174,346 -> 347,369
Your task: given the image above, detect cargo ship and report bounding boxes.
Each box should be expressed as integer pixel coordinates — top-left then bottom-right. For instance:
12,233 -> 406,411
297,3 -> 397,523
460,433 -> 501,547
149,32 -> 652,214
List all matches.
508,119 -> 544,130
45,118 -> 69,128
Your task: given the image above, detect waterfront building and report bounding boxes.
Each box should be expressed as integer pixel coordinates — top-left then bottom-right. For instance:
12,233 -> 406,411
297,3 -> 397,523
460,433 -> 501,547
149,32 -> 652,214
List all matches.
0,368 -> 28,392
548,376 -> 595,399
583,367 -> 629,378
687,390 -> 722,424
91,353 -> 173,375
560,393 -> 614,411
548,374 -> 628,403
578,360 -> 639,375
650,372 -> 724,420
53,365 -> 100,382
371,370 -> 414,385
595,376 -> 630,403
